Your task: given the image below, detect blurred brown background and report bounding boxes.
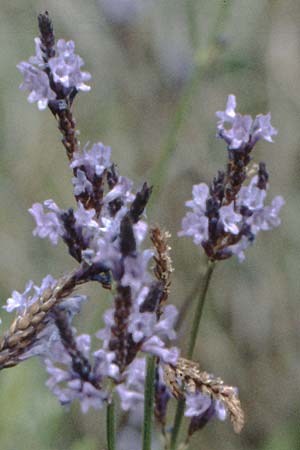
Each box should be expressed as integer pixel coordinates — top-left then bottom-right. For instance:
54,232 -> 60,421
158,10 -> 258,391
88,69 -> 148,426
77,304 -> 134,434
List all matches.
0,1 -> 298,449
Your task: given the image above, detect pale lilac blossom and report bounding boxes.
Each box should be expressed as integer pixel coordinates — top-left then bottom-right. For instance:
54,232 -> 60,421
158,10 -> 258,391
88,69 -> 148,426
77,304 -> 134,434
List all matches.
179,212 -> 209,245
17,62 -> 56,110
249,195 -> 284,234
3,275 -> 58,314
179,183 -> 209,244
72,169 -> 93,196
104,176 -> 135,205
185,391 -> 227,422
141,335 -> 179,364
3,280 -> 34,313
153,305 -> 178,341
48,39 -> 91,92
219,203 -> 242,235
128,311 -> 156,343
18,36 -> 91,111
227,236 -> 250,263
185,183 -> 209,211
216,94 -> 277,149
116,358 -> 146,411
93,349 -> 119,380
252,113 -> 278,145
29,200 -> 64,245
70,143 -> 112,178
237,176 -> 266,210
28,37 -> 45,67
185,391 -> 212,417
121,250 -> 154,294
74,202 -> 98,228
44,333 -> 112,412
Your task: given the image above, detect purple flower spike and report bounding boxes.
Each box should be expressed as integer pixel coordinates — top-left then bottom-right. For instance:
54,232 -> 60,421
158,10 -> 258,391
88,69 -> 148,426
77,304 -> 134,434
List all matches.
180,96 -> 283,261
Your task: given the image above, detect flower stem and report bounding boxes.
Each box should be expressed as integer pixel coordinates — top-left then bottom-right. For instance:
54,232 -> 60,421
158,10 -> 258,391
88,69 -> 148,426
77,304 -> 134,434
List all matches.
106,394 -> 116,450
170,398 -> 185,450
170,260 -> 215,450
187,260 -> 215,360
142,355 -> 156,450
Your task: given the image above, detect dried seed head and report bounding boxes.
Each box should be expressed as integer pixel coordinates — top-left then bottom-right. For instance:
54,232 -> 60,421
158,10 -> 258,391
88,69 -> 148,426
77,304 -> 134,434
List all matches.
164,357 -> 244,433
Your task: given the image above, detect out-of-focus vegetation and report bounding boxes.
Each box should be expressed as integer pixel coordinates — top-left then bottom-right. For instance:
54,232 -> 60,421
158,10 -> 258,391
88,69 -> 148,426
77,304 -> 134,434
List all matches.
0,1 -> 299,449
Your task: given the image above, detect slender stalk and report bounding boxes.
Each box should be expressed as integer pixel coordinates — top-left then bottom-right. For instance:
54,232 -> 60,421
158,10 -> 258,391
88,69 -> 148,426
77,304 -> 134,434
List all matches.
170,260 -> 216,450
142,356 -> 156,450
187,260 -> 215,359
170,398 -> 185,450
106,394 -> 116,450
175,268 -> 203,332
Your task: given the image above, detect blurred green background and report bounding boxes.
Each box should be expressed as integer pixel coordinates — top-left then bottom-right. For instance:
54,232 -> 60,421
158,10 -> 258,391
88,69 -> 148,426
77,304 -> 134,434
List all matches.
0,0 -> 299,449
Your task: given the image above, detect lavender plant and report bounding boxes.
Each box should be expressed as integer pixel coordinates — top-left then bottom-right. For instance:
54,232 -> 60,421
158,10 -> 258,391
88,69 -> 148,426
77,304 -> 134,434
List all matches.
0,12 -> 284,450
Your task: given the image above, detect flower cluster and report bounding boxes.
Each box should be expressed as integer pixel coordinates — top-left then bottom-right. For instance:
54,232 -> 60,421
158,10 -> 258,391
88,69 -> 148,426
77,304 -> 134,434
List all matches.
7,12 -> 181,415
179,95 -> 284,261
12,134 -> 180,409
17,26 -> 91,111
3,11 -> 287,446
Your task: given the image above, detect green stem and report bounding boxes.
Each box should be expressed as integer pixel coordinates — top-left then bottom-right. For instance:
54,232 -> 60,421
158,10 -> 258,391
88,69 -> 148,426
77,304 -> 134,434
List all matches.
175,268 -> 203,332
106,394 -> 116,450
170,260 -> 215,450
170,398 -> 185,450
142,356 -> 156,450
187,260 -> 215,359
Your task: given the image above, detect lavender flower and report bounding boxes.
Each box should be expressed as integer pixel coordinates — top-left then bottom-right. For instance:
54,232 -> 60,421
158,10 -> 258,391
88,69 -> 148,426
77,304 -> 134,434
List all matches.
29,200 -> 64,245
185,391 -> 227,421
17,62 -> 56,110
17,35 -> 91,110
3,275 -> 57,314
72,169 -> 93,196
216,94 -> 277,150
70,142 -> 112,178
219,203 -> 242,235
45,341 -> 108,413
116,358 -> 146,411
48,39 -> 91,92
3,280 -> 34,313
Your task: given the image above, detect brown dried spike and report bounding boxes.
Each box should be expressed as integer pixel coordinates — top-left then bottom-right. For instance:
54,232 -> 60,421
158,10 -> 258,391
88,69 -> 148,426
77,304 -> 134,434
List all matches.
150,227 -> 173,317
0,271 -> 78,370
163,357 -> 245,434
